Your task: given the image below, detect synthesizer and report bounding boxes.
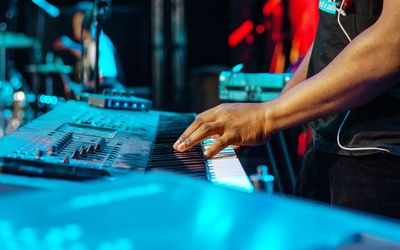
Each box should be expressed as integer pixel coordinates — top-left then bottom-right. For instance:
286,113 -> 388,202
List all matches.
0,101 -> 253,192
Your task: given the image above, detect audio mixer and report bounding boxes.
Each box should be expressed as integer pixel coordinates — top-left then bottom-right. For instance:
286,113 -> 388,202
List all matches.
0,101 -> 163,176
0,101 -> 253,191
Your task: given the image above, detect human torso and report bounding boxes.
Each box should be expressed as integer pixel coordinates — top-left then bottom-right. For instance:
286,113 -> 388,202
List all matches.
308,0 -> 400,156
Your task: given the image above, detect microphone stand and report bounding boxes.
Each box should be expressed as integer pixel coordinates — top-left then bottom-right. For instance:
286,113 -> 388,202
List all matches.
92,0 -> 110,93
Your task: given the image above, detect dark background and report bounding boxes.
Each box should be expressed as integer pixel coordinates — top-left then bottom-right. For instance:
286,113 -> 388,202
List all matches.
1,0 -> 289,88
0,0 -> 239,88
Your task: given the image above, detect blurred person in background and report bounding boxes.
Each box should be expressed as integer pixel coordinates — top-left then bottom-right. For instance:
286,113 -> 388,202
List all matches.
53,1 -> 125,94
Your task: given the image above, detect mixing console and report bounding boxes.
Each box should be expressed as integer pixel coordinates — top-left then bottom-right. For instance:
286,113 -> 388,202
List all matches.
0,101 -> 163,172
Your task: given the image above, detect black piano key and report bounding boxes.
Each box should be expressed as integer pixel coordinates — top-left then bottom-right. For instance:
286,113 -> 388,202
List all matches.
147,114 -> 211,179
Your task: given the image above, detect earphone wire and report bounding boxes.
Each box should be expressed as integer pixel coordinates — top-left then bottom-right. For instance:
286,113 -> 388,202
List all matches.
335,0 -> 391,154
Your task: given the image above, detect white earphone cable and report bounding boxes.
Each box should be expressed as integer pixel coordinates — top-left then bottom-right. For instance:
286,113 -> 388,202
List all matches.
335,0 -> 391,154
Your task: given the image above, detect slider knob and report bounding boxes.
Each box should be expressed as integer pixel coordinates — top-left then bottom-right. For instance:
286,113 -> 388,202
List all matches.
95,143 -> 103,152
35,149 -> 44,159
79,146 -> 87,158
95,139 -> 107,152
63,156 -> 70,164
99,138 -> 107,147
72,149 -> 80,159
46,145 -> 58,155
87,144 -> 95,154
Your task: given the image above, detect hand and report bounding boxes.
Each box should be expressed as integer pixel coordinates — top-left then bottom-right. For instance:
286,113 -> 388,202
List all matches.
53,36 -> 78,51
173,103 -> 273,159
53,36 -> 68,51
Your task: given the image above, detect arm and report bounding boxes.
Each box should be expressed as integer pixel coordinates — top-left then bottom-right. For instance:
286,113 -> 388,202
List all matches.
174,0 -> 400,159
266,0 -> 400,134
280,43 -> 313,94
53,36 -> 82,59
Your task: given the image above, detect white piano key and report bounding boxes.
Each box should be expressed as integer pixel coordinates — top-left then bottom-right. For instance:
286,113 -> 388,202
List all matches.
202,139 -> 254,192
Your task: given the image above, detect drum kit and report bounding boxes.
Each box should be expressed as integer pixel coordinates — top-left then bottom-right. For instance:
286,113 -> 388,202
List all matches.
0,31 -> 74,137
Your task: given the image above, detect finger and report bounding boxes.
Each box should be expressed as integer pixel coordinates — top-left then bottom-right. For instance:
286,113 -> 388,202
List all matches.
210,134 -> 221,140
173,119 -> 203,150
204,137 -> 230,159
232,145 -> 241,151
176,122 -> 223,152
173,112 -> 217,149
173,104 -> 227,149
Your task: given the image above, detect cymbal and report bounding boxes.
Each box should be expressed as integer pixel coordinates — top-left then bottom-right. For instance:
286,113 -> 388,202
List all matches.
26,63 -> 73,74
0,31 -> 38,49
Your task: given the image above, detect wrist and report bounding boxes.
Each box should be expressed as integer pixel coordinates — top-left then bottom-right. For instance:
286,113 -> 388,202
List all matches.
260,101 -> 278,137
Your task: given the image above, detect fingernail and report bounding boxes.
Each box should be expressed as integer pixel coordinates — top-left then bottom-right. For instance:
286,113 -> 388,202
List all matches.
173,141 -> 179,149
204,150 -> 210,159
177,143 -> 185,151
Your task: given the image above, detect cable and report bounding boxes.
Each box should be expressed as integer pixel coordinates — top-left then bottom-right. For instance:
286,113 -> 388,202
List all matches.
336,111 -> 391,153
337,0 -> 352,43
335,1 -> 391,154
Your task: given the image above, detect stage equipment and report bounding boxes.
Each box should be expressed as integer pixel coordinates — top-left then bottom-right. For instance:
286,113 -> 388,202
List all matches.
25,63 -> 73,75
0,32 -> 37,49
87,93 -> 152,111
31,0 -> 60,18
25,55 -> 74,97
219,65 -> 292,102
250,165 -> 274,193
0,32 -> 38,81
0,32 -> 37,136
0,171 -> 399,249
0,101 -> 253,192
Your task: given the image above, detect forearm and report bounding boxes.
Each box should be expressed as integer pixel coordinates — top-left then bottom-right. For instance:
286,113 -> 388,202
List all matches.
62,37 -> 82,58
280,43 -> 313,94
266,6 -> 400,134
69,48 -> 82,59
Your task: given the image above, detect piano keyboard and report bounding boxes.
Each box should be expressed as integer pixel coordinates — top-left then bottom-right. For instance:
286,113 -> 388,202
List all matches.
0,101 -> 253,192
149,115 -> 254,192
203,139 -> 254,192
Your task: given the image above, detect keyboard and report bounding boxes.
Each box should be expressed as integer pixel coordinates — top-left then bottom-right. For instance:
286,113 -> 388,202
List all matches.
0,101 -> 254,192
149,114 -> 253,192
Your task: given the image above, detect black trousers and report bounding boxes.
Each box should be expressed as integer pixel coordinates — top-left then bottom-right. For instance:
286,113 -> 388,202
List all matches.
295,149 -> 400,219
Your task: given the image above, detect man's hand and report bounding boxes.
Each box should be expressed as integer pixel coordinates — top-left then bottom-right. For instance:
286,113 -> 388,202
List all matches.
173,103 -> 273,159
53,36 -> 71,51
53,36 -> 82,58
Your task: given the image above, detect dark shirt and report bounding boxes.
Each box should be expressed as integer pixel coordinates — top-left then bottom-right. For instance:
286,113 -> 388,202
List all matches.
307,0 -> 400,156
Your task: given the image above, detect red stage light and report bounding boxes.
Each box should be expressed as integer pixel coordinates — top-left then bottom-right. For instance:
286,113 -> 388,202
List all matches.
297,132 -> 307,156
228,20 -> 254,48
256,25 -> 265,34
246,34 -> 254,45
263,0 -> 282,16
